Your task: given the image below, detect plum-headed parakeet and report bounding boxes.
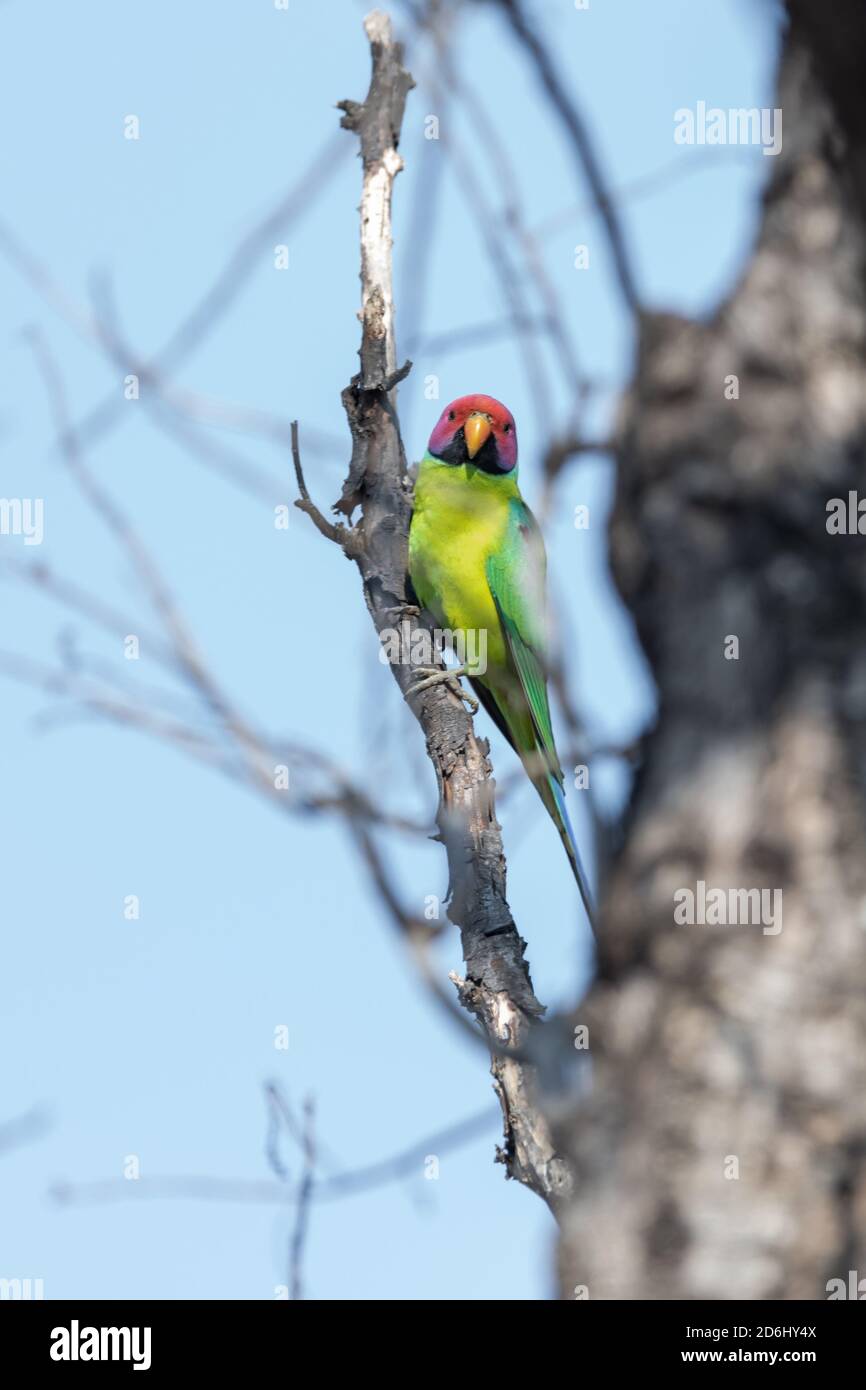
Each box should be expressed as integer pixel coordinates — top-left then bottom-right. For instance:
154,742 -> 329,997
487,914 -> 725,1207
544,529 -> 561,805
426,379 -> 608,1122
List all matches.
408,393 -> 594,928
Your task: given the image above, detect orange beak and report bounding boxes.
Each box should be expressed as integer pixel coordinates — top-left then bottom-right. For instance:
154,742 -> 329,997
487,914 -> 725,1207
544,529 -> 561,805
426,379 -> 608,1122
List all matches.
464,413 -> 492,460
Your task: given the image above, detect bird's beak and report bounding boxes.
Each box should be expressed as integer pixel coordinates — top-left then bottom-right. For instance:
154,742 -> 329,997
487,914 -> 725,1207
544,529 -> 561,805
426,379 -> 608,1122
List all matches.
464,413 -> 492,460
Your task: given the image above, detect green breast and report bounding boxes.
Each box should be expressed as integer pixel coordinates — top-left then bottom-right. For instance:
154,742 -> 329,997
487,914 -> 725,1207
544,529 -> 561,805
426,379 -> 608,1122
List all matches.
408,454 -> 517,673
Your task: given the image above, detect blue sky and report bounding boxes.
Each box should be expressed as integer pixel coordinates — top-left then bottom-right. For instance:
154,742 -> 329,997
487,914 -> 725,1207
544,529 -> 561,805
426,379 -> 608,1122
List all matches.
0,0 -> 780,1300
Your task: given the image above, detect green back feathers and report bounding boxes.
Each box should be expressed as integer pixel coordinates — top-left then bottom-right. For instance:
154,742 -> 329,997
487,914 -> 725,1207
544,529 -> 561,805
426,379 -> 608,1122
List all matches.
486,499 -> 562,784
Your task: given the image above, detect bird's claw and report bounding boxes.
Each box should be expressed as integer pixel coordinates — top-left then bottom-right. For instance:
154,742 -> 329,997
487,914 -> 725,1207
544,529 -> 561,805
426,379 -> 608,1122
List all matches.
406,665 -> 479,714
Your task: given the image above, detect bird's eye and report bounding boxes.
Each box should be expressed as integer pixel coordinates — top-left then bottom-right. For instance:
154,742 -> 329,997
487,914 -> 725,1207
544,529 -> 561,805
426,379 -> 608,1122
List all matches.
503,422 -> 511,433
448,410 -> 456,421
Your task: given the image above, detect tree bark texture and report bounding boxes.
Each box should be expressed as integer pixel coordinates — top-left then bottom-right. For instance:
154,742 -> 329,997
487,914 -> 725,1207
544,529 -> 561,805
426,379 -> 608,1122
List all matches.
556,3 -> 866,1299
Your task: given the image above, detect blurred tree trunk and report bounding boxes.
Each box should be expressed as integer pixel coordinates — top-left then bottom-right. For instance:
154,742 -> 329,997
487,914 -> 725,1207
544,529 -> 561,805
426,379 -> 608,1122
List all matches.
556,1 -> 866,1299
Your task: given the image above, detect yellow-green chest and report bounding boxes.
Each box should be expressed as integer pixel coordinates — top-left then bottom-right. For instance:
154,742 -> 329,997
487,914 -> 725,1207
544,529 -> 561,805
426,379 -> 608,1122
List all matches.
408,458 -> 514,668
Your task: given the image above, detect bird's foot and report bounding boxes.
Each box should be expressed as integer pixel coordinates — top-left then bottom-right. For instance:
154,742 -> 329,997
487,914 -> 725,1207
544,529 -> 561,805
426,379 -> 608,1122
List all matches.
405,665 -> 479,714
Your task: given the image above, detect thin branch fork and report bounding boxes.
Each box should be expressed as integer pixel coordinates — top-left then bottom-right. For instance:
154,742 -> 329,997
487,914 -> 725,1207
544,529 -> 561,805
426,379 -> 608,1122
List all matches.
290,420 -> 354,549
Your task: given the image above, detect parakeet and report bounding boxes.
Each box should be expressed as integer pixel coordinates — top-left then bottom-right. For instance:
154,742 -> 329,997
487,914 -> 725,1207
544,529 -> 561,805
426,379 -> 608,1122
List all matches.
408,393 -> 595,929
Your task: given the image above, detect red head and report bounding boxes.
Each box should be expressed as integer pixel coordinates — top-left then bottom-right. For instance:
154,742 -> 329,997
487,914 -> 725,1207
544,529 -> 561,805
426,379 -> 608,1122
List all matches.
427,394 -> 518,475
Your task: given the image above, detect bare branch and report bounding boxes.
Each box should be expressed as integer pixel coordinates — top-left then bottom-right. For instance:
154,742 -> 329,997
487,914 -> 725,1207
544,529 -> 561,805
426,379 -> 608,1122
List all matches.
532,145 -> 759,244
291,420 -> 355,548
495,0 -> 641,318
27,329 -> 289,798
291,10 -> 574,1213
289,1097 -> 316,1300
65,134 -> 346,458
51,1106 -> 499,1207
0,222 -> 338,505
412,2 -> 587,413
337,11 -> 415,392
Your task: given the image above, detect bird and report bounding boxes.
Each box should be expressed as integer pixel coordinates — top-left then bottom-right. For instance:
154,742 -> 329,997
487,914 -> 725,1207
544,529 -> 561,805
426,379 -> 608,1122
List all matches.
407,392 -> 595,929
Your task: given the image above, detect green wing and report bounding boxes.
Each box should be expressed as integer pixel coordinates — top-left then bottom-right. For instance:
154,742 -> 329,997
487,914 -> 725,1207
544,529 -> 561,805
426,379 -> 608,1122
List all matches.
484,499 -> 563,786
482,498 -> 596,929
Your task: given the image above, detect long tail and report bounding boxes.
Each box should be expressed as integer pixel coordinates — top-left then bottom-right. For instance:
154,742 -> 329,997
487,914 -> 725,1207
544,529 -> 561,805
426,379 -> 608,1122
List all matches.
469,675 -> 596,933
539,771 -> 596,936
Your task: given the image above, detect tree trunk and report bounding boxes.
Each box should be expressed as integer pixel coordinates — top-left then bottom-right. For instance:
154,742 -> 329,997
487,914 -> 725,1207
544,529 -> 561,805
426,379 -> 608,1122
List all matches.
556,1 -> 866,1300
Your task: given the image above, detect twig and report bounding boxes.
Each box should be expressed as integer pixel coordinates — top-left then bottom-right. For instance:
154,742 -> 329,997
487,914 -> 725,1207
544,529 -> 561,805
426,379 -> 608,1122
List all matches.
412,59 -> 554,433
64,133 -> 347,458
532,146 -> 760,243
265,1082 -> 344,1180
496,0 -> 641,318
27,328 -> 284,797
0,221 -> 338,504
89,273 -> 299,504
52,1106 -> 499,1207
289,1097 -> 316,1300
291,420 -> 353,547
415,1 -> 587,411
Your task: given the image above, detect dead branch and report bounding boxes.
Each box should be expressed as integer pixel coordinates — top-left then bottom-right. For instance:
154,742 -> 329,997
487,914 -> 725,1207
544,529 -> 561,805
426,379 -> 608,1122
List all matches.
292,8 -> 574,1212
291,421 -> 354,548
